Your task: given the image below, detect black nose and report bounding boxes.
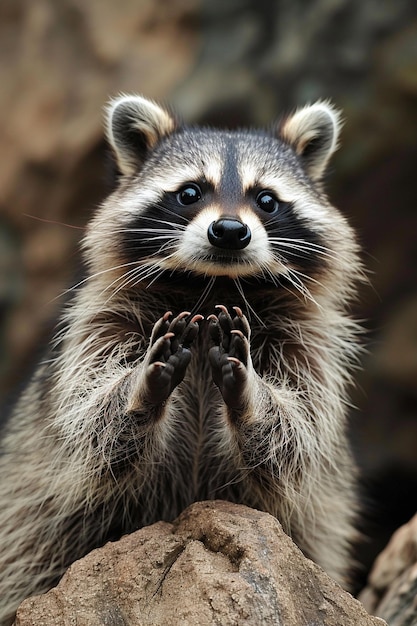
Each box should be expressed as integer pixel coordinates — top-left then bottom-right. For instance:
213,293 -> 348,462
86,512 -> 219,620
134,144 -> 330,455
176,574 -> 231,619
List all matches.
207,218 -> 251,250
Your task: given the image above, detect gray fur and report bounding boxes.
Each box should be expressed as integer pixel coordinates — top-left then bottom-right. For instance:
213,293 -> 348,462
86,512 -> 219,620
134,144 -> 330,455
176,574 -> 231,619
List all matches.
0,95 -> 364,625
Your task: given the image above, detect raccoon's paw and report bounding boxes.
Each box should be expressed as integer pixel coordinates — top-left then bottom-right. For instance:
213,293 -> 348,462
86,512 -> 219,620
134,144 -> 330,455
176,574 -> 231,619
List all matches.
144,311 -> 202,405
208,305 -> 251,411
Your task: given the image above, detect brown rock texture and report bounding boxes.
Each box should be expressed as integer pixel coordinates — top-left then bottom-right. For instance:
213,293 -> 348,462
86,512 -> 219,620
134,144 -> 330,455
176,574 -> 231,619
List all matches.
14,501 -> 386,626
360,513 -> 417,625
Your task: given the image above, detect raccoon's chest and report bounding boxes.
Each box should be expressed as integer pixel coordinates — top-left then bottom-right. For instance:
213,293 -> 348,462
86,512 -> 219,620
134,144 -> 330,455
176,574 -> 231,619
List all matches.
169,322 -> 268,462
177,324 -> 222,430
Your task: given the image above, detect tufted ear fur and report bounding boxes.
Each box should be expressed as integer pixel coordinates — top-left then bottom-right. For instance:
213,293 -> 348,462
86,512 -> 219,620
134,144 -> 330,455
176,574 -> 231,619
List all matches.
106,95 -> 177,176
279,102 -> 342,182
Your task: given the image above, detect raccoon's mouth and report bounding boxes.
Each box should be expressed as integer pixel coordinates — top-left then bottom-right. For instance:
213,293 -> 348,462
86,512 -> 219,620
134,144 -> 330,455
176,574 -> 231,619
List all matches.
157,237 -> 282,279
188,251 -> 262,278
205,253 -> 245,266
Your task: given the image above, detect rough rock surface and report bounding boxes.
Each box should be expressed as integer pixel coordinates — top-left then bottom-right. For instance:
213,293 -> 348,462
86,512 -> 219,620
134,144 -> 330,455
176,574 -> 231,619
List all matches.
360,513 -> 417,626
13,501 -> 385,626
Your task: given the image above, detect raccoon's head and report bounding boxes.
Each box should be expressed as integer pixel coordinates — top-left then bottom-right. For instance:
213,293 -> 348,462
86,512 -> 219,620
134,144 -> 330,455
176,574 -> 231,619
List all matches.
85,94 -> 359,306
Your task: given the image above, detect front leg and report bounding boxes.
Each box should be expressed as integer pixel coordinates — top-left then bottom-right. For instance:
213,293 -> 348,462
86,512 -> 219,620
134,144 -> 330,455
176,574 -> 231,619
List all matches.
208,305 -> 358,587
208,305 -> 252,412
127,311 -> 202,412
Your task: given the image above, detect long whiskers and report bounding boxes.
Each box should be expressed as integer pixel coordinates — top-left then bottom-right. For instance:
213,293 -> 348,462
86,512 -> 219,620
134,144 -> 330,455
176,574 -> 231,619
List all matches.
151,203 -> 189,224
234,277 -> 266,326
188,276 -> 217,320
284,268 -> 322,309
102,264 -> 161,304
267,237 -> 342,264
104,250 -> 180,303
55,261 -> 147,305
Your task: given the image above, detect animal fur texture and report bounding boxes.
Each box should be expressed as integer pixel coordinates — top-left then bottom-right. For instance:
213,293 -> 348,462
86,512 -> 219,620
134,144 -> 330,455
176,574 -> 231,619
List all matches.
0,95 -> 364,624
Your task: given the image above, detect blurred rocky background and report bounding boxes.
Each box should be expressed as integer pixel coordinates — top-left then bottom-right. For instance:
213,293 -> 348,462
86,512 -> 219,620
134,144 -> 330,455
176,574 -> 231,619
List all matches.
0,0 -> 416,595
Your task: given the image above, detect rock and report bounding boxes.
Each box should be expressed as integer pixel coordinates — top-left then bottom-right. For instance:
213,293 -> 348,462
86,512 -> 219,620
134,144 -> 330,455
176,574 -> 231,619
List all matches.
14,501 -> 385,626
359,513 -> 417,625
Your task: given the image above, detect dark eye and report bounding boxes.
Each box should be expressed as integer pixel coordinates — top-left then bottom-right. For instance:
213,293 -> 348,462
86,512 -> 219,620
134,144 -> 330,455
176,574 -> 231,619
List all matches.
177,183 -> 202,206
256,190 -> 279,213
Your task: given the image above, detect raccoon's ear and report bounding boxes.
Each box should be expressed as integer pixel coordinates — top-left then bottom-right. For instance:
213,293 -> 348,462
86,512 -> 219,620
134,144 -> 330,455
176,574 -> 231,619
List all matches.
279,102 -> 342,182
106,95 -> 177,176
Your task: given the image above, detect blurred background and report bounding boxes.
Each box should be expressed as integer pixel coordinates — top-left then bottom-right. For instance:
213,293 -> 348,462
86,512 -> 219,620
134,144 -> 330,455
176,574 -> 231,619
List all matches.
0,0 -> 416,592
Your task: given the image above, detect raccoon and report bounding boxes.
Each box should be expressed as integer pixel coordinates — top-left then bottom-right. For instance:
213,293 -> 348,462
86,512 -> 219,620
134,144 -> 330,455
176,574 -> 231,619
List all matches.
0,94 -> 363,624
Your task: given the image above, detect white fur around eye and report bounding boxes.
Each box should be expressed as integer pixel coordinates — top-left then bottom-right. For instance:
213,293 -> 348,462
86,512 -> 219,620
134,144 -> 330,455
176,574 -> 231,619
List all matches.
237,209 -> 271,263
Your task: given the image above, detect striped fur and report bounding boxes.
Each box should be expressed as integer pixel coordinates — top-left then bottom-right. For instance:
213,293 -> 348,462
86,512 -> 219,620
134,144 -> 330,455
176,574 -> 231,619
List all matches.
0,95 -> 364,624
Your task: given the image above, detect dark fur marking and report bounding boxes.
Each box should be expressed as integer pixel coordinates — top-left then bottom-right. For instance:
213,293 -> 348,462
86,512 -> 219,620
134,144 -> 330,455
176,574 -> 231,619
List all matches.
121,199 -> 326,280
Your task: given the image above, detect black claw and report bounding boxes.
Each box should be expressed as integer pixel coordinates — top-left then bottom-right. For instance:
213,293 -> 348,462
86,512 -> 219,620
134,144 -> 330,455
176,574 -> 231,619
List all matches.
230,330 -> 248,364
150,311 -> 173,345
168,311 -> 190,334
216,307 -> 233,335
182,314 -> 203,348
232,309 -> 250,338
208,315 -> 222,344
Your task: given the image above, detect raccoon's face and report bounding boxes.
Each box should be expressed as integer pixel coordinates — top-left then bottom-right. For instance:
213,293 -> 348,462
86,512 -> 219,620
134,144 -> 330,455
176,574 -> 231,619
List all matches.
85,95 -> 357,304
